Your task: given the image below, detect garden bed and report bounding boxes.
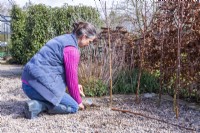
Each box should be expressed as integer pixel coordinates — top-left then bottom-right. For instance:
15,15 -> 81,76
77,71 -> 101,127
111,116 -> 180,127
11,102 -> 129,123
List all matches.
0,63 -> 199,133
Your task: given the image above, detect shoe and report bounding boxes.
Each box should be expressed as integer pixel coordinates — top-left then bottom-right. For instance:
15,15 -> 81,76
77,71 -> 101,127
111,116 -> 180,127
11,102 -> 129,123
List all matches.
24,100 -> 46,119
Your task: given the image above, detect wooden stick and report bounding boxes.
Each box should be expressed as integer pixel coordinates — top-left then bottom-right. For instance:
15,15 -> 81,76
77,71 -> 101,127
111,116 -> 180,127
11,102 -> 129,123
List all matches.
111,108 -> 195,131
104,1 -> 113,107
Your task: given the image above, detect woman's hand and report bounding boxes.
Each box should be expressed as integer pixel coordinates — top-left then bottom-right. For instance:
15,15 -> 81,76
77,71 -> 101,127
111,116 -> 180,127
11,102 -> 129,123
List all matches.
79,103 -> 85,110
78,84 -> 85,97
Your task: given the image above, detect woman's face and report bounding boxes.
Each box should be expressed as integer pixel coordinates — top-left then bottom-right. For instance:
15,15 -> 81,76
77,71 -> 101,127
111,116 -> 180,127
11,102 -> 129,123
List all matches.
78,35 -> 96,48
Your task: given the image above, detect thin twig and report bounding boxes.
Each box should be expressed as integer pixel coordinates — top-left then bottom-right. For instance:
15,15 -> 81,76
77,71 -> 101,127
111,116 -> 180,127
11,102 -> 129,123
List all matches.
111,108 -> 196,131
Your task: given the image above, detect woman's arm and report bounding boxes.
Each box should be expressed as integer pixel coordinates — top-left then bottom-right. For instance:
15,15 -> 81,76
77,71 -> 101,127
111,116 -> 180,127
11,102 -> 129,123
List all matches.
63,46 -> 82,104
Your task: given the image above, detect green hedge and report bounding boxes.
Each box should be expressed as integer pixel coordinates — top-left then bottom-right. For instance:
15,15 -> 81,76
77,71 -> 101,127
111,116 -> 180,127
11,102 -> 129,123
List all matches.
10,5 -> 27,64
10,4 -> 102,64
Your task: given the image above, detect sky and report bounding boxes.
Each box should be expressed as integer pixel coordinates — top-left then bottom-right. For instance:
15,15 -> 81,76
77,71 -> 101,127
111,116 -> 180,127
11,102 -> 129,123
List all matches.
2,0 -> 120,8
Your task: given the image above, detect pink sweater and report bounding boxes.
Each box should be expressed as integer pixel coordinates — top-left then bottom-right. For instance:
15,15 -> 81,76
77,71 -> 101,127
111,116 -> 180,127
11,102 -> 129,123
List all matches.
22,46 -> 82,104
63,46 -> 82,104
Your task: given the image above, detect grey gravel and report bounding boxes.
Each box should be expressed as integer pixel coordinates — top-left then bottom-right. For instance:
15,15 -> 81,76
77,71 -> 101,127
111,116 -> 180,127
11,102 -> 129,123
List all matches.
0,63 -> 199,133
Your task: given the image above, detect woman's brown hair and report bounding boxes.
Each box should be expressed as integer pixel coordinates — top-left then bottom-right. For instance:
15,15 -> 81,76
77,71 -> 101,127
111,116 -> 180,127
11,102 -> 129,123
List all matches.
72,22 -> 96,38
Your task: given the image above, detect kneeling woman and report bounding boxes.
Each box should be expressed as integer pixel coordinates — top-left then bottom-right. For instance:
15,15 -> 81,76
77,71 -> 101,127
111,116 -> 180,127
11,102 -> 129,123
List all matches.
21,22 -> 96,119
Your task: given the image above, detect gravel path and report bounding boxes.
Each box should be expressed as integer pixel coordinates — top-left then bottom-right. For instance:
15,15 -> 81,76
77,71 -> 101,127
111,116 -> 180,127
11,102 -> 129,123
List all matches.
0,63 -> 199,133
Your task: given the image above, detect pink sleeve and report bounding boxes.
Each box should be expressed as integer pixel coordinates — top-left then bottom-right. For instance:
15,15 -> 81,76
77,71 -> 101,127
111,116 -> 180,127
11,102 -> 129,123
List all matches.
63,46 -> 82,104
